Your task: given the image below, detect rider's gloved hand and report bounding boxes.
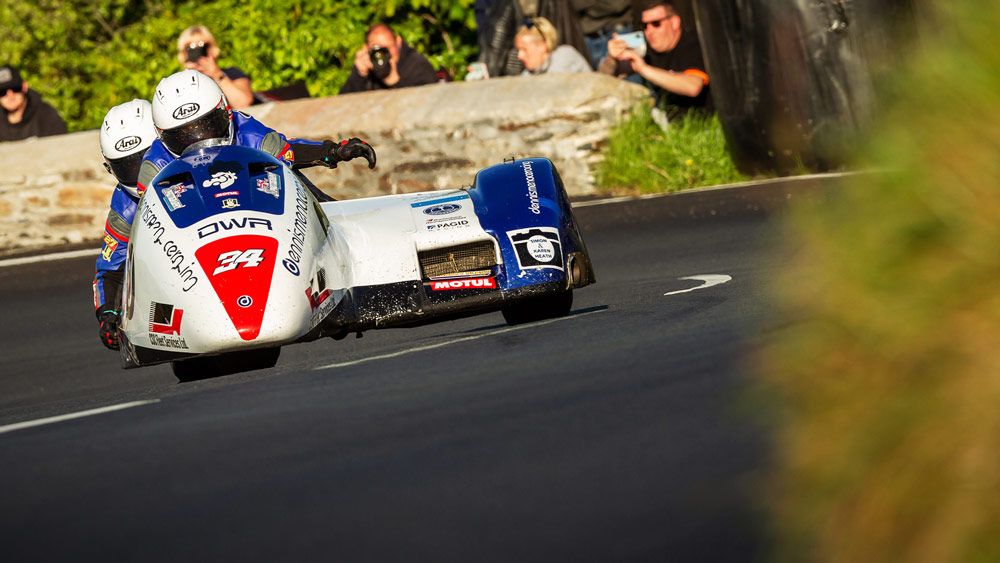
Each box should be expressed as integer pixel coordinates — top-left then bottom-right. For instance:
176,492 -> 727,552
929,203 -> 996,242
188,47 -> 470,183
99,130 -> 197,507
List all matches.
324,138 -> 376,169
97,309 -> 121,351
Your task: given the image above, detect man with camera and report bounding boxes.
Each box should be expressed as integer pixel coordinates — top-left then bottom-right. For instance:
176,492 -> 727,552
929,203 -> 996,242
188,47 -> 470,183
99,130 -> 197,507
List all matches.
599,1 -> 712,119
339,23 -> 438,94
176,25 -> 255,109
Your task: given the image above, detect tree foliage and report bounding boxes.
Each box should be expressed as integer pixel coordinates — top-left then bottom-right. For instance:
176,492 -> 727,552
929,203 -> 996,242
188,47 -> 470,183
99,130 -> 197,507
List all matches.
2,0 -> 476,131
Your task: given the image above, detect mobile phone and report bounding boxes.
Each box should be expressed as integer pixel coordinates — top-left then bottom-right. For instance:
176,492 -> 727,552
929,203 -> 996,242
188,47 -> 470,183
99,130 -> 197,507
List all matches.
618,31 -> 646,57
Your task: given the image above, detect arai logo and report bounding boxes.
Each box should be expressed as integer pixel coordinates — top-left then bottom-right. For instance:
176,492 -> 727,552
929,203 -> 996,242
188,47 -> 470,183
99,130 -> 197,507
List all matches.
114,136 -> 141,152
423,203 -> 461,216
172,102 -> 200,120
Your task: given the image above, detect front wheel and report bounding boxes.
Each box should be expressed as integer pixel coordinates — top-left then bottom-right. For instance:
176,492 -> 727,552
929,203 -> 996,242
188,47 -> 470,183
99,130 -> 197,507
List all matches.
172,347 -> 281,382
501,290 -> 573,326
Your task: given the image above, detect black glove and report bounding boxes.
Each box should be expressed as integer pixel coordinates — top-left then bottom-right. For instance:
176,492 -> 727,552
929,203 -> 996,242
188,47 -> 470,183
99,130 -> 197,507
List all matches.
98,309 -> 120,351
324,138 -> 376,169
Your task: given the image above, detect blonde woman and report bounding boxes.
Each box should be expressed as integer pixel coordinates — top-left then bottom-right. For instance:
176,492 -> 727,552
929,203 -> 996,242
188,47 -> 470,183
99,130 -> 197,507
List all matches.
514,17 -> 592,75
176,25 -> 254,109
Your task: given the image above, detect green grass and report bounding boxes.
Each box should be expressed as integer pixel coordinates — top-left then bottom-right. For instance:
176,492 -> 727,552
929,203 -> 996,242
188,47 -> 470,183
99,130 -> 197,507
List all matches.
596,106 -> 746,194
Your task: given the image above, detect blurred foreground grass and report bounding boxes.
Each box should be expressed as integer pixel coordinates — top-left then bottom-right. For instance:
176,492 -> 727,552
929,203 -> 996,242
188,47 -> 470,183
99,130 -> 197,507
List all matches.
760,2 -> 999,562
595,106 -> 745,194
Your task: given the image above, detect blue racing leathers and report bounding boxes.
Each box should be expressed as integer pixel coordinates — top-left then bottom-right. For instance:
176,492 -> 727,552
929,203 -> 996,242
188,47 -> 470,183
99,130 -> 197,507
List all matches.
93,111 -> 325,316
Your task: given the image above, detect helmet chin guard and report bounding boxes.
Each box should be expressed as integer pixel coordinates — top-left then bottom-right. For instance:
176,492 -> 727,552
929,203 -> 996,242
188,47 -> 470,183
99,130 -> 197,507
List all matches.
100,99 -> 156,195
152,69 -> 233,156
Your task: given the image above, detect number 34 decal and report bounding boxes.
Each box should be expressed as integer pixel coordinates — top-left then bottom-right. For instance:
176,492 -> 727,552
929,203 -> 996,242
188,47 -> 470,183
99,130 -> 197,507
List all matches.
214,249 -> 265,275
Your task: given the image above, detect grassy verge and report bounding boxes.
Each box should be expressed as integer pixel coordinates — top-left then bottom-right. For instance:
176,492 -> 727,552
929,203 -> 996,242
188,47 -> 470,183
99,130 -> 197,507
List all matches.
759,2 -> 1000,561
595,106 -> 746,194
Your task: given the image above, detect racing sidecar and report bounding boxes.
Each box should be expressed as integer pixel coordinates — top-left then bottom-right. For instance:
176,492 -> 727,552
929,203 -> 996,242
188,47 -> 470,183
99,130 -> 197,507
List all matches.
117,145 -> 594,378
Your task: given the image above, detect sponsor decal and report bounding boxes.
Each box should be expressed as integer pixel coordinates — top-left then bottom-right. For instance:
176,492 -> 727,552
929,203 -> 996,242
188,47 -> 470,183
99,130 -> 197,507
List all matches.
282,183 -> 309,276
139,200 -> 199,291
149,333 -> 189,349
522,161 -> 541,215
161,185 -> 186,211
197,217 -> 273,239
214,248 -> 265,276
214,190 -> 240,198
221,198 -> 240,209
507,227 -> 563,271
423,203 -> 461,216
256,173 -> 281,198
190,154 -> 213,166
101,234 -> 118,261
114,136 -> 141,153
426,219 -> 470,231
429,277 -> 497,291
236,295 -> 253,308
306,269 -> 332,311
149,301 -> 184,335
172,102 -> 200,120
410,193 -> 470,209
203,171 -> 238,190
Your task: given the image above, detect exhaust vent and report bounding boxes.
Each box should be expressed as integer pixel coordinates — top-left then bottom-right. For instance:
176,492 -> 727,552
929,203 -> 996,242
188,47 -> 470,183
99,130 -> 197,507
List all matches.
419,241 -> 497,280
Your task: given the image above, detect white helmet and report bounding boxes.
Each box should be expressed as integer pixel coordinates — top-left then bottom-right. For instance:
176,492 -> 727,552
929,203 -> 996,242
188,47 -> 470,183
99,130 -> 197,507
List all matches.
152,69 -> 233,156
100,99 -> 156,197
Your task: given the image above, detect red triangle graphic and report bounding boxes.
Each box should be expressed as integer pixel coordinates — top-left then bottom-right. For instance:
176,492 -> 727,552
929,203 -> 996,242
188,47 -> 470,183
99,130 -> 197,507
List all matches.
195,234 -> 278,341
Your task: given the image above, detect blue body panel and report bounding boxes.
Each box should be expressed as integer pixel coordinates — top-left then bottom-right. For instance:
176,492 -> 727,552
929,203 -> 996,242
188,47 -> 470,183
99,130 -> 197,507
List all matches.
467,158 -> 581,292
150,146 -> 287,229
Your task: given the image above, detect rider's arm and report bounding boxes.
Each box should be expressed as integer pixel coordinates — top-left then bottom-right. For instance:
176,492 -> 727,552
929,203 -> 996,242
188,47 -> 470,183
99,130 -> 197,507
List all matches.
94,187 -> 136,315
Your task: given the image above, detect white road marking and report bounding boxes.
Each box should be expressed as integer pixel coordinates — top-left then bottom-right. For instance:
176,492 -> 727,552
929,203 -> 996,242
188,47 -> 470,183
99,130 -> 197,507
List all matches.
664,275 -> 733,296
0,400 -> 160,435
315,309 -> 606,371
0,248 -> 96,268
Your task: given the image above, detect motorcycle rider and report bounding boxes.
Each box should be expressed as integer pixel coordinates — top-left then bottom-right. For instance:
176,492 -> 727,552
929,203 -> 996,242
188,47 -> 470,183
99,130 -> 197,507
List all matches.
96,69 -> 376,350
138,69 -> 375,194
94,99 -> 157,350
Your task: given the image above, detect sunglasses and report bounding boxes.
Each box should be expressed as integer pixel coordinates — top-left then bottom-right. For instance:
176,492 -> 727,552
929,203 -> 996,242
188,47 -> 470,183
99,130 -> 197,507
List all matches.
643,16 -> 673,29
2,84 -> 23,95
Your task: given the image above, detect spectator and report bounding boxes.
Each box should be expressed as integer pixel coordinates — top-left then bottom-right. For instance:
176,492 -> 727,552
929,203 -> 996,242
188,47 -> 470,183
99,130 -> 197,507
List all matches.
600,1 -> 712,119
176,25 -> 255,109
573,0 -> 633,69
339,23 -> 438,94
0,65 -> 67,142
478,0 -> 588,78
515,17 -> 592,75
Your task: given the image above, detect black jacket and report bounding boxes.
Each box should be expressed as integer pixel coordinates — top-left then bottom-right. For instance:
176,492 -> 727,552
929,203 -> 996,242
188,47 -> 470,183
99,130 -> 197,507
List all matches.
339,43 -> 438,94
0,89 -> 67,142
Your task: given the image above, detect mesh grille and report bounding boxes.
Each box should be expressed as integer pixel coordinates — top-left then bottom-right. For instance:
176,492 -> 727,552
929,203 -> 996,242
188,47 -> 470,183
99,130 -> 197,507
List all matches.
419,240 -> 497,280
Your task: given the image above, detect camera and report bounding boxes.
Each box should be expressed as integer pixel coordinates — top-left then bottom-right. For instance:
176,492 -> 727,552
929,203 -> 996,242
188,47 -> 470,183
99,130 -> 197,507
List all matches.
185,43 -> 209,63
369,46 -> 391,80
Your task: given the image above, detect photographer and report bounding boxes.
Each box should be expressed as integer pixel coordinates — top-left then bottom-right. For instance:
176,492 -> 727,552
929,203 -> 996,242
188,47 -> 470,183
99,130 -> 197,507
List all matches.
176,25 -> 254,109
339,23 -> 438,94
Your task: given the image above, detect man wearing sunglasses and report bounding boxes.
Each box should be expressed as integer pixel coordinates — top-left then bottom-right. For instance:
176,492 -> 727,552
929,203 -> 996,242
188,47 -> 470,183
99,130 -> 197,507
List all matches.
600,1 -> 712,119
0,65 -> 67,142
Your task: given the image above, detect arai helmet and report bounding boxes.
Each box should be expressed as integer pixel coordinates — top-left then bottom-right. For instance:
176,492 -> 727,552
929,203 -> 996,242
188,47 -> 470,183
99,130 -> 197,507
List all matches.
100,99 -> 156,197
151,69 -> 233,156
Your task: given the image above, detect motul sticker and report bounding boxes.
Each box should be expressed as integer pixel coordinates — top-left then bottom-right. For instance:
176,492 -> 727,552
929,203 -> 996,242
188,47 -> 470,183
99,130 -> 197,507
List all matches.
429,277 -> 496,291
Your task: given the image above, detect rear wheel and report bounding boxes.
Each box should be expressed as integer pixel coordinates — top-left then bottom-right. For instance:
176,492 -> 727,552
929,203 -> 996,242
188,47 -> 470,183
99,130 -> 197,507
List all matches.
172,347 -> 281,382
501,290 -> 573,326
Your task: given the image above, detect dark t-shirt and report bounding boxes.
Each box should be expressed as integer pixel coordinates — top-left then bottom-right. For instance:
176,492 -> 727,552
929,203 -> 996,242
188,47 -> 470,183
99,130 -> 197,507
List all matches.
0,89 -> 67,142
339,43 -> 438,94
223,66 -> 249,81
617,30 -> 713,117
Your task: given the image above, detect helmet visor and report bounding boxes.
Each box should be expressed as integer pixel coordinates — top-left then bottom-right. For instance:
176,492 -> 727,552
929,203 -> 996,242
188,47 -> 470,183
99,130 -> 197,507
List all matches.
159,107 -> 230,155
105,151 -> 145,187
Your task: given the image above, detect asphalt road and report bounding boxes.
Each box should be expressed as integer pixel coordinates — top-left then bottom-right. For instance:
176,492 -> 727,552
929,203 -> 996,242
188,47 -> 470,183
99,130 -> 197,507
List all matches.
0,177 -> 833,561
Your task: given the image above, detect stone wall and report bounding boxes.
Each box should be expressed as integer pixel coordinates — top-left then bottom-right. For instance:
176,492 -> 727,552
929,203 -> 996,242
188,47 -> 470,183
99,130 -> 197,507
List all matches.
0,73 -> 647,253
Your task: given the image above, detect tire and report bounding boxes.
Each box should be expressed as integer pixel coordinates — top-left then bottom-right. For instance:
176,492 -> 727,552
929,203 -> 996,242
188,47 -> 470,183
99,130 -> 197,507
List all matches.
172,347 -> 281,382
501,290 -> 573,326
